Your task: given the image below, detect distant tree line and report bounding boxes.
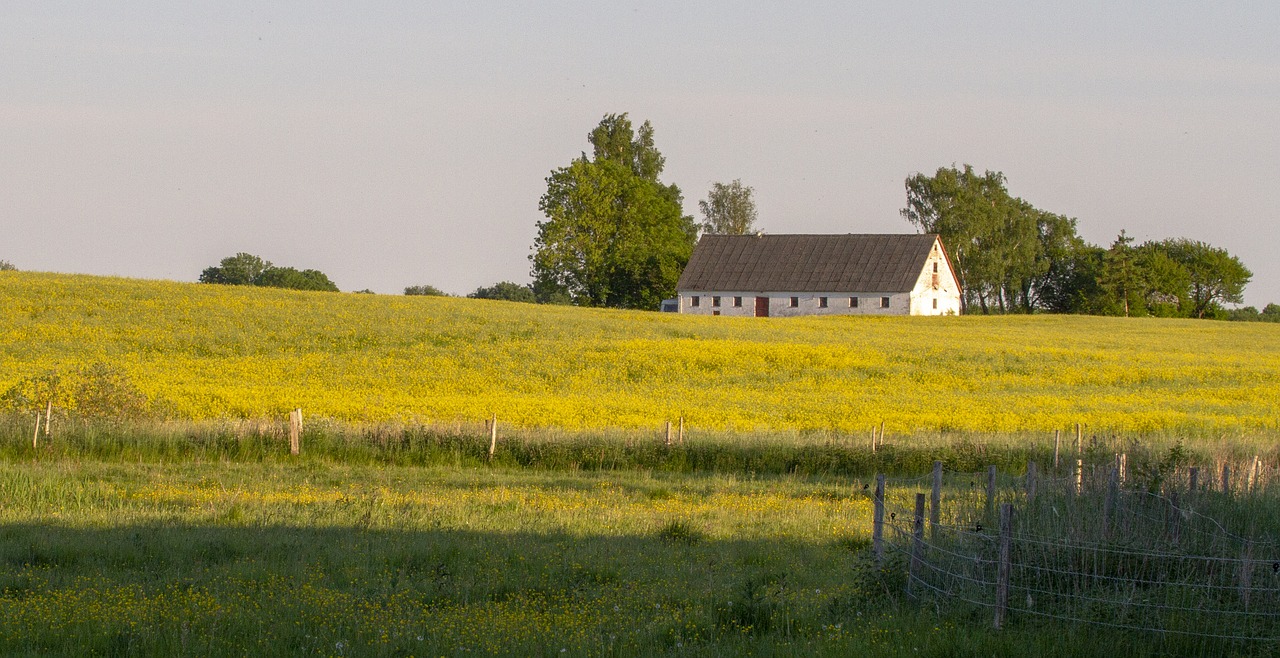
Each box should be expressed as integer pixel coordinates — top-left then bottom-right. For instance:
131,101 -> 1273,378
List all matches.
903,165 -> 1254,319
199,253 -> 338,292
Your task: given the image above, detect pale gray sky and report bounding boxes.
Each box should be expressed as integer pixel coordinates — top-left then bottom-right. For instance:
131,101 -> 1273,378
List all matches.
4,3 -> 1278,305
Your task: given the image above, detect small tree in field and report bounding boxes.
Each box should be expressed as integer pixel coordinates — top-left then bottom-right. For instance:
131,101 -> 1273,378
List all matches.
0,260 -> 15,271
404,285 -> 449,297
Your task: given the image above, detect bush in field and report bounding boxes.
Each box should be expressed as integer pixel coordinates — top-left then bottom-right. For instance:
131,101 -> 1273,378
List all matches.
2,363 -> 152,419
200,253 -> 338,292
468,281 -> 535,303
404,285 -> 449,296
0,260 -> 15,271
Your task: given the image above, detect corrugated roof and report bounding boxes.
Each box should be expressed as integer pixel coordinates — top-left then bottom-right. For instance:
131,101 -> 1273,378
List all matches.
676,233 -> 939,293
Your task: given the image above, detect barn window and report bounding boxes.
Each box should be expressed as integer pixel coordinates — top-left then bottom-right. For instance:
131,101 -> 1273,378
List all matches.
712,296 -> 721,307
819,297 -> 828,308
713,310 -> 720,316
733,296 -> 742,307
932,298 -> 938,309
691,296 -> 700,307
933,262 -> 938,273
880,297 -> 890,308
850,297 -> 858,308
790,297 -> 799,308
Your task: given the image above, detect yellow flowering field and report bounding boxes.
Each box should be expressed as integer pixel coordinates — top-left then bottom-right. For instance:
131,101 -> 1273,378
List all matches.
2,270 -> 1278,433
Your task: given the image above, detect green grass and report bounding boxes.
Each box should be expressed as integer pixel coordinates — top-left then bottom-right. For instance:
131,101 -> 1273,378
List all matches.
0,455 -> 1234,657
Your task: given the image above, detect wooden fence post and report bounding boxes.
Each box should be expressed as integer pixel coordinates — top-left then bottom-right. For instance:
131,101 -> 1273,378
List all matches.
44,400 -> 52,440
986,465 -> 997,519
1240,543 -> 1254,609
488,414 -> 498,461
1104,467 -> 1119,537
1222,463 -> 1231,496
1248,455 -> 1260,493
678,417 -> 685,445
872,474 -> 885,564
995,503 -> 1013,630
1189,466 -> 1199,492
907,493 -> 925,596
1026,461 -> 1037,502
289,409 -> 302,455
930,461 -> 942,540
870,425 -> 878,453
1053,430 -> 1060,470
1119,453 -> 1127,485
33,412 -> 41,449
1168,491 -> 1181,545
664,421 -> 672,447
1075,457 -> 1083,496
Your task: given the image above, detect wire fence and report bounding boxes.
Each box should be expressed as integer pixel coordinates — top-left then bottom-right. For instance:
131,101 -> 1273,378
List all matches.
875,457 -> 1280,651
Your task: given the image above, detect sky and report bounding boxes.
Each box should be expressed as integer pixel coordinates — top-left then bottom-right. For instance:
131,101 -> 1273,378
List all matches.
3,2 -> 1278,305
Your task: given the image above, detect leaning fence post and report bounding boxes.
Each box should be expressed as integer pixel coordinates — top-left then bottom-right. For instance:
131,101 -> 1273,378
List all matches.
929,461 -> 942,540
995,503 -> 1013,630
1189,466 -> 1199,492
33,412 -> 41,449
986,465 -> 997,519
872,474 -> 885,564
1053,430 -> 1061,470
907,493 -> 925,596
1026,461 -> 1037,502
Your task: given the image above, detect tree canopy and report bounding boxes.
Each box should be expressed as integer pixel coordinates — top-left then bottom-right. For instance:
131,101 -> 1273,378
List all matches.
901,165 -> 1254,318
531,113 -> 696,309
469,281 -> 536,303
199,253 -> 338,292
699,179 -> 758,235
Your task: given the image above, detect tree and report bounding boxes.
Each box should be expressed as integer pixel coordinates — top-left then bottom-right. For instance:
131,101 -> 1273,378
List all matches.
1158,239 -> 1252,318
469,282 -> 536,303
902,165 -> 1081,314
199,253 -> 339,292
199,252 -> 269,285
699,179 -> 758,235
257,266 -> 339,292
532,114 -> 696,309
1098,231 -> 1146,317
404,285 -> 448,296
0,260 -> 15,271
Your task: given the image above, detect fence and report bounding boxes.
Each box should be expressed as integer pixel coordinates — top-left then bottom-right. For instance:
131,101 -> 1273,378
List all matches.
874,458 -> 1280,649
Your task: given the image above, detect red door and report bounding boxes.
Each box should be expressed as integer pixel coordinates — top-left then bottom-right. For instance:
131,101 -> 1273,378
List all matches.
755,296 -> 769,317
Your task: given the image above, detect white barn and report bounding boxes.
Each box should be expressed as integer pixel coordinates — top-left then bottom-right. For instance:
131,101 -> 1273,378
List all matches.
675,233 -> 961,317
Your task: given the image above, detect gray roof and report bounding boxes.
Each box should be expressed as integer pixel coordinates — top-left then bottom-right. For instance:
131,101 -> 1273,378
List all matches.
676,233 -> 940,293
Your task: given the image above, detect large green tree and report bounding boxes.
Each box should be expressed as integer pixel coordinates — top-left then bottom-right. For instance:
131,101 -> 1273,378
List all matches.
901,165 -> 1082,314
699,179 -> 758,235
1158,239 -> 1252,318
532,114 -> 696,309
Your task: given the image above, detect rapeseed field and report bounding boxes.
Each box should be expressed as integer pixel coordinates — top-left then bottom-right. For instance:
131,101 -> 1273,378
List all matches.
3,270 -> 1278,433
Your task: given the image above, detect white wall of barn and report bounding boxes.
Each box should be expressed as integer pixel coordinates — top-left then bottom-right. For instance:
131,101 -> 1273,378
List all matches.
908,239 -> 963,316
677,291 -> 912,316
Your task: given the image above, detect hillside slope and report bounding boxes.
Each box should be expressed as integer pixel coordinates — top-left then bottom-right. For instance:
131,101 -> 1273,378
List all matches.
2,271 -> 1278,433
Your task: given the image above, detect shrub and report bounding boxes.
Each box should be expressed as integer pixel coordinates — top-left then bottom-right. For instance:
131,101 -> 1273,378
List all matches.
0,260 -> 15,271
468,282 -> 535,303
404,285 -> 449,297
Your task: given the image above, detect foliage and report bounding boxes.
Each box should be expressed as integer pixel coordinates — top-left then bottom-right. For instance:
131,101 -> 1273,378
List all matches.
200,253 -> 338,292
468,281 -> 536,303
2,363 -> 151,419
3,272 -> 1280,434
699,179 -> 759,235
0,260 -> 16,271
1227,303 -> 1280,323
901,166 -> 1253,319
404,284 -> 449,296
532,113 -> 697,310
901,165 -> 1080,314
